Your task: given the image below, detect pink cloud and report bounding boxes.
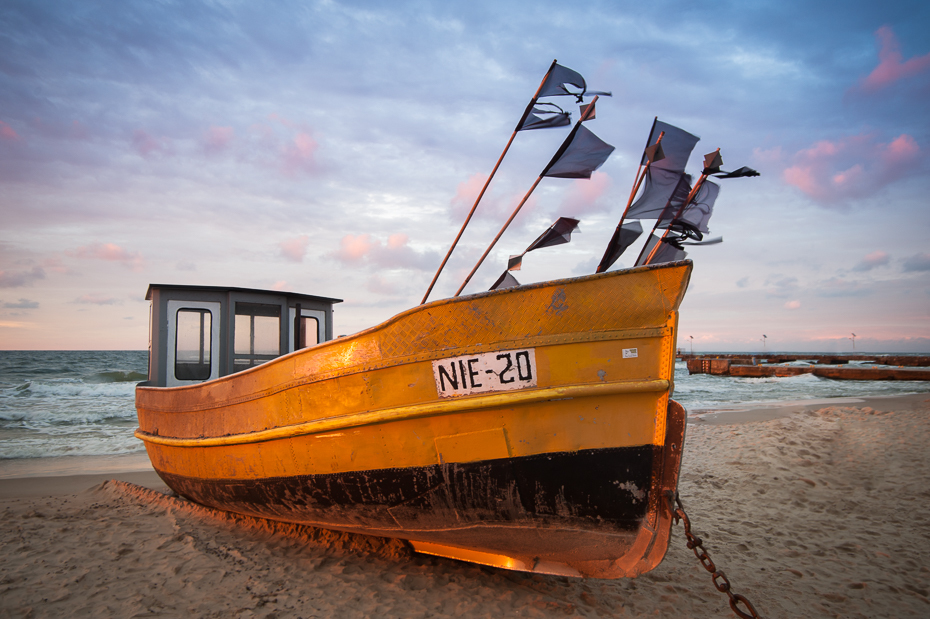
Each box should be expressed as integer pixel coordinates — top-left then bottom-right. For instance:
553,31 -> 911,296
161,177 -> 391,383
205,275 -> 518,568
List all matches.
327,233 -> 435,270
856,26 -> 930,93
853,250 -> 890,272
270,280 -> 288,291
282,131 -> 318,176
329,234 -> 377,264
131,129 -> 165,157
450,173 -> 497,220
783,133 -> 922,204
784,300 -> 801,310
0,120 -> 20,141
203,125 -> 234,154
279,235 -> 310,262
74,293 -> 120,305
71,243 -> 144,271
559,171 -> 612,217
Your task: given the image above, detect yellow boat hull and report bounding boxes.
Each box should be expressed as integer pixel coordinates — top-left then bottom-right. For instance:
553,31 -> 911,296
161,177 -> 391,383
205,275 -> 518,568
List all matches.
135,261 -> 691,578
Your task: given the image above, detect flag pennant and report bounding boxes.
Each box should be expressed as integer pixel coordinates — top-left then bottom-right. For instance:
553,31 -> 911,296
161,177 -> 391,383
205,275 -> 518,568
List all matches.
538,63 -> 587,99
629,172 -> 692,220
536,63 -> 611,102
627,120 -> 700,219
702,150 -> 723,175
515,102 -> 572,131
506,217 -> 581,273
526,216 -> 581,252
643,141 -> 665,165
490,271 -> 521,291
635,234 -> 688,266
714,166 -> 760,179
657,179 -> 720,236
541,124 -> 615,179
597,220 -> 644,272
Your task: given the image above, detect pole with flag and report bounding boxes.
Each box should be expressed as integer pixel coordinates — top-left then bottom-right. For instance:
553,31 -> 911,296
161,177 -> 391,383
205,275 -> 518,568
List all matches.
420,60 -> 603,305
596,119 -> 701,273
455,97 -> 613,296
639,149 -> 720,266
595,121 -> 665,273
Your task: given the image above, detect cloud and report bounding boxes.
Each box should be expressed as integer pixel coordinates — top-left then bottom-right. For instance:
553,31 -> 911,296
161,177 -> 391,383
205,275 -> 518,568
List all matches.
70,243 -> 144,271
203,126 -> 234,154
784,300 -> 801,310
902,253 -> 930,272
2,298 -> 39,309
450,173 -> 496,220
0,120 -> 20,141
74,293 -> 121,305
279,235 -> 310,262
736,276 -> 750,288
558,171 -> 612,217
854,26 -> 930,93
131,129 -> 167,157
0,266 -> 45,288
327,233 -> 436,270
329,234 -> 378,264
783,133 -> 922,204
852,250 -> 890,272
764,275 -> 798,298
270,280 -> 288,291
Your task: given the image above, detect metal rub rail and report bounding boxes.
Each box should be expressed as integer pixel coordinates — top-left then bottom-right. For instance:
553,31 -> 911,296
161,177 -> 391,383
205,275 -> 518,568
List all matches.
135,378 -> 670,448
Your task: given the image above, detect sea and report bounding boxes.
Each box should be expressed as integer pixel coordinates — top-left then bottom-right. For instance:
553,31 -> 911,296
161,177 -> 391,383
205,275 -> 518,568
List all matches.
0,350 -> 927,466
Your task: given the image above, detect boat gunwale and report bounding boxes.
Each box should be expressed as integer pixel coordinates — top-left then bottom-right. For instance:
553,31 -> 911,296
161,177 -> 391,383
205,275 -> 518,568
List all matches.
136,260 -> 692,398
135,377 -> 671,447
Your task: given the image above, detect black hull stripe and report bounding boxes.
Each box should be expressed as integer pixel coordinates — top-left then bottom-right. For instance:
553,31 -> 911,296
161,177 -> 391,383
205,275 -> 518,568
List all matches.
157,445 -> 657,537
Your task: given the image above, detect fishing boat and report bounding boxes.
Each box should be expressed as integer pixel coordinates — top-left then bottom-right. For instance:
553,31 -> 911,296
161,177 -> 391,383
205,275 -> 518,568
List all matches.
135,260 -> 691,579
136,60 -> 754,578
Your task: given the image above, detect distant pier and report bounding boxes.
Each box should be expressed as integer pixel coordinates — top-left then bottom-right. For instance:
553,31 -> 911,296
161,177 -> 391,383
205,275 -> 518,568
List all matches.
679,354 -> 930,381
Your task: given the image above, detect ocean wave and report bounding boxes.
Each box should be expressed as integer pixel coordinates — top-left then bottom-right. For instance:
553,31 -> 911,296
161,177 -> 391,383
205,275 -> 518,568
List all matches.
2,378 -> 137,399
87,371 -> 149,383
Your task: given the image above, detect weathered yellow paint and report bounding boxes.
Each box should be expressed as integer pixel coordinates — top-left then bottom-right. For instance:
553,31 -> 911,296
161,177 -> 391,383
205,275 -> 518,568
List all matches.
136,261 -> 691,479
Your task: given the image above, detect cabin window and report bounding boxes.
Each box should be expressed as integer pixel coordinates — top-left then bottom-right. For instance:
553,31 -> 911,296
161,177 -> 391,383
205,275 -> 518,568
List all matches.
234,302 -> 281,370
175,308 -> 212,381
297,316 -> 319,348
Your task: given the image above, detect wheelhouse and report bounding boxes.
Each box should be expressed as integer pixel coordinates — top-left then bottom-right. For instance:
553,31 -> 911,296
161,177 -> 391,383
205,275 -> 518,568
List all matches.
144,284 -> 342,387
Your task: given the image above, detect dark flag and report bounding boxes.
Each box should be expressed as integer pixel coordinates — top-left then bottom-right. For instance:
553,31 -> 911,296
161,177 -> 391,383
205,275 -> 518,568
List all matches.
541,123 -> 615,179
598,220 -> 644,272
702,150 -> 723,175
536,62 -> 611,101
635,235 -> 688,266
657,179 -> 720,237
489,271 -> 521,291
516,102 -> 572,131
626,120 -> 700,219
507,217 -> 581,272
714,166 -> 760,179
631,172 -> 693,220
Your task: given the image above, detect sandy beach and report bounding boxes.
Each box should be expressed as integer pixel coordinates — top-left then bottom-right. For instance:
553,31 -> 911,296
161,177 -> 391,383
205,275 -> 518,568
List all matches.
2,393 -> 929,618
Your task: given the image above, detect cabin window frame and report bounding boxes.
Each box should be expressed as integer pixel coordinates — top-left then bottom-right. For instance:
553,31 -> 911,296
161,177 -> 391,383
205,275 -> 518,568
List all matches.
287,307 -> 325,353
166,300 -> 221,387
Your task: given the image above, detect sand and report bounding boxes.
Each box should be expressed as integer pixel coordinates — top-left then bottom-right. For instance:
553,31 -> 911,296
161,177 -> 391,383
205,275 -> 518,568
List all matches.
1,393 -> 929,618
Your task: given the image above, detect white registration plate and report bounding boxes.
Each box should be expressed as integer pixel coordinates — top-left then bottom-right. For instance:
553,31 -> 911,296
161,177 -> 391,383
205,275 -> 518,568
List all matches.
432,349 -> 537,397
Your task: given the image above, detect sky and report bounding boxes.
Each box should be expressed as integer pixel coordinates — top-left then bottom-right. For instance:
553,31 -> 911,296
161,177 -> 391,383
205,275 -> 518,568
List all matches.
1,0 -> 929,353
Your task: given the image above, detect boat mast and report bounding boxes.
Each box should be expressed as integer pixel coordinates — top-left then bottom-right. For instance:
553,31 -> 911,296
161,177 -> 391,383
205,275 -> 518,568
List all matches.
420,60 -> 561,305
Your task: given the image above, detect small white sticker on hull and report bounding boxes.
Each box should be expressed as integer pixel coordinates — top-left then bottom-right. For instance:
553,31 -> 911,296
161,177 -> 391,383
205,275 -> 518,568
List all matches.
622,348 -> 638,359
432,349 -> 537,397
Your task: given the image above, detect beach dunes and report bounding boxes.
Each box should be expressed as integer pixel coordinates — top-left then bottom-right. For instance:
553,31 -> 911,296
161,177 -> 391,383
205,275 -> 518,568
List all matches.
2,393 -> 929,618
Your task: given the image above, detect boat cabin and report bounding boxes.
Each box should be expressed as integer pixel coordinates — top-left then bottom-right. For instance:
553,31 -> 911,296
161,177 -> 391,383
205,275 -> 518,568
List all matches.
144,284 -> 342,388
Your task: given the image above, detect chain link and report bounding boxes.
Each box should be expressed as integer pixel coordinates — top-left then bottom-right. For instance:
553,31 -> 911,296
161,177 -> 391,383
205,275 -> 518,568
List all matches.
670,492 -> 762,619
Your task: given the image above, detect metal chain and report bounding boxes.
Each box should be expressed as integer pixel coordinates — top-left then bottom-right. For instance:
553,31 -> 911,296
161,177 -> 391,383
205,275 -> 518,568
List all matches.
671,492 -> 762,619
